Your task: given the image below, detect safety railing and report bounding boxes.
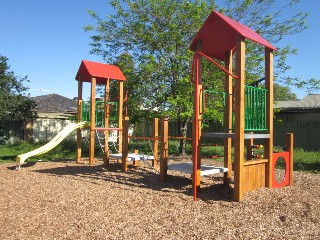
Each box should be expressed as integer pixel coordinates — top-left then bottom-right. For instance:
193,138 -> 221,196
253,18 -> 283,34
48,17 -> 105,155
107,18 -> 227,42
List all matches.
244,85 -> 268,131
81,101 -> 118,127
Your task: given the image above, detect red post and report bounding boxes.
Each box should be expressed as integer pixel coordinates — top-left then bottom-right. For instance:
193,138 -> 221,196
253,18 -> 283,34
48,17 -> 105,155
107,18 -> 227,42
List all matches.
192,42 -> 203,201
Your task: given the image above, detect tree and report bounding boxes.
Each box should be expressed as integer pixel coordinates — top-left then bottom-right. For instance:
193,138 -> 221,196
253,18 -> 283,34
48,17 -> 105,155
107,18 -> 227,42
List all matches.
274,83 -> 298,101
0,55 -> 36,143
220,0 -> 319,91
85,0 -> 313,154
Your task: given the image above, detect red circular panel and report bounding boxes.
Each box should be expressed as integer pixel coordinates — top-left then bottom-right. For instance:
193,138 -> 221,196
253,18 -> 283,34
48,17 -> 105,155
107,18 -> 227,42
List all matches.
272,152 -> 290,188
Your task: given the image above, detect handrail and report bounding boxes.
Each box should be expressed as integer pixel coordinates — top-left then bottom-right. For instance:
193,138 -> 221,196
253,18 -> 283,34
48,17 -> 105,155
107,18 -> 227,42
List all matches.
128,136 -> 158,141
191,51 -> 239,84
94,127 -> 122,131
168,136 -> 192,141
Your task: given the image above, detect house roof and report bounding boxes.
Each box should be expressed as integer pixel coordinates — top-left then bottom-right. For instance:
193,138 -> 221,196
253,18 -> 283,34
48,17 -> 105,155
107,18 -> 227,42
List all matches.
274,94 -> 320,110
190,10 -> 276,60
31,94 -> 77,113
75,60 -> 126,84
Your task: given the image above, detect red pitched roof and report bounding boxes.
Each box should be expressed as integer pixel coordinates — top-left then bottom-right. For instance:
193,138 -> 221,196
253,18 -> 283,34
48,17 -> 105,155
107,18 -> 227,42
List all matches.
190,10 -> 277,60
75,60 -> 126,84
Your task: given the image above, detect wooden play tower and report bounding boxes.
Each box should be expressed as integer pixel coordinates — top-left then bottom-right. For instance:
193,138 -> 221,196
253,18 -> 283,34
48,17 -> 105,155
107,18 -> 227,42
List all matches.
189,10 -> 292,202
75,60 -> 126,165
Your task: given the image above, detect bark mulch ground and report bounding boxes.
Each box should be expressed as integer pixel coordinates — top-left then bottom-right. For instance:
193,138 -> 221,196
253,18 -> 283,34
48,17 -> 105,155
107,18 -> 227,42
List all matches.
1,158 -> 319,239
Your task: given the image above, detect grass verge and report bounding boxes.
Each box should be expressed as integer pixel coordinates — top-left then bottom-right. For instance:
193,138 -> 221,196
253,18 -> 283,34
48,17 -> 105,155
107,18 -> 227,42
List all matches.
0,141 -> 319,173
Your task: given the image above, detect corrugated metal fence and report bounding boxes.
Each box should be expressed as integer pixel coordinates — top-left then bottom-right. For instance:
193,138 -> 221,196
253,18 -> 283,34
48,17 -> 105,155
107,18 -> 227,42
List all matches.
273,122 -> 320,151
4,120 -> 320,151
135,121 -> 320,151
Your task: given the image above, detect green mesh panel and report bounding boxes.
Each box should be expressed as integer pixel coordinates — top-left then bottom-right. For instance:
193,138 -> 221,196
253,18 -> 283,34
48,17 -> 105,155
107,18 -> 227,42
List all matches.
244,85 -> 268,131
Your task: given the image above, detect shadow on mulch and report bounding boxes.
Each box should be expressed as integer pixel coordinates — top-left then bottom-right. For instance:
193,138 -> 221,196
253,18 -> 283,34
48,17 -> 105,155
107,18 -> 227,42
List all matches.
6,159 -> 74,171
33,160 -> 234,202
197,184 -> 234,202
7,161 -> 37,170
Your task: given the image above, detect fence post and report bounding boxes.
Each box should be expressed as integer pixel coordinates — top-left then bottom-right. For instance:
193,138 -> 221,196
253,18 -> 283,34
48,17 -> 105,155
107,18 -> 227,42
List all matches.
153,118 -> 159,169
286,133 -> 294,186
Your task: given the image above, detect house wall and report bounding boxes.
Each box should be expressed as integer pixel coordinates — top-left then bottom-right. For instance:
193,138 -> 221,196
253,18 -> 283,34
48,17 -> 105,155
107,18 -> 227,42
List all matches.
30,119 -> 80,142
27,118 -> 121,143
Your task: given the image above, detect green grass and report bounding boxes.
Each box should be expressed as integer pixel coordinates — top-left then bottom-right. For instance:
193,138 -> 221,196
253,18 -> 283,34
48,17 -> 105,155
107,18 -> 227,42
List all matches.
1,141 -> 319,173
293,148 -> 320,173
0,141 -> 79,163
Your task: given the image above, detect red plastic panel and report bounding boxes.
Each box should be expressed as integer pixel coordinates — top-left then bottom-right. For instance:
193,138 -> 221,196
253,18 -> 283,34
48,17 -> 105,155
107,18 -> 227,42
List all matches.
75,60 -> 126,83
272,152 -> 290,188
190,10 -> 276,60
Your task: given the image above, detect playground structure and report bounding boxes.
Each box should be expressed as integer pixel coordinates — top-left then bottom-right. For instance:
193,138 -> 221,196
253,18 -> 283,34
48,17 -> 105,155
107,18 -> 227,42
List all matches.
16,10 -> 294,203
75,60 -> 157,171
75,60 -> 126,166
160,10 -> 294,202
189,10 -> 293,201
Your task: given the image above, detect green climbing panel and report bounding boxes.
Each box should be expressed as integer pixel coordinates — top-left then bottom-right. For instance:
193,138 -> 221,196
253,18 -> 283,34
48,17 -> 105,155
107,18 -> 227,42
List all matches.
203,85 -> 268,131
81,101 -> 118,127
244,85 -> 267,131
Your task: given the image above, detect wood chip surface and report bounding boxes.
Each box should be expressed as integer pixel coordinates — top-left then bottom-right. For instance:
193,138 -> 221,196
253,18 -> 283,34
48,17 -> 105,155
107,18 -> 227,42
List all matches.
1,158 -> 319,239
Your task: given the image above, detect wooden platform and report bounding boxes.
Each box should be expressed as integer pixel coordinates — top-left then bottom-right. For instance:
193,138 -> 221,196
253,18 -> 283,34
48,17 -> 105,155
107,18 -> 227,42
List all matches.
109,153 -> 154,161
202,132 -> 270,139
168,162 -> 227,176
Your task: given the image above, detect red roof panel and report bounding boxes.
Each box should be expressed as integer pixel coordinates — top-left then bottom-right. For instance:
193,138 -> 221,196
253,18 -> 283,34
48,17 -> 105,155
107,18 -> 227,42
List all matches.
190,10 -> 277,60
75,60 -> 126,84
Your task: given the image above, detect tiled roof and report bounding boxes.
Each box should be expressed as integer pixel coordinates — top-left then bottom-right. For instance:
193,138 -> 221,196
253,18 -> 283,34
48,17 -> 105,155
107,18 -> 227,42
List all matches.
31,94 -> 77,113
274,94 -> 320,109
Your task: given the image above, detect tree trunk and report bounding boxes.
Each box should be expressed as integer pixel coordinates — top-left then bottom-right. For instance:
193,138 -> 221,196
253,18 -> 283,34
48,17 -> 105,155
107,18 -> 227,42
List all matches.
178,117 -> 191,155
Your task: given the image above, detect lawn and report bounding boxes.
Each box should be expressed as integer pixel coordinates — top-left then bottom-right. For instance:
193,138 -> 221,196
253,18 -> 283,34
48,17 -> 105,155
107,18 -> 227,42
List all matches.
0,141 -> 319,173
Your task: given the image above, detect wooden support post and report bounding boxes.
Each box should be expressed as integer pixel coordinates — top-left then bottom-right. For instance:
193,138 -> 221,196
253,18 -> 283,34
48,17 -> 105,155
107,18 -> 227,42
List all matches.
152,118 -> 159,169
224,50 -> 233,185
192,42 -> 203,201
76,77 -> 83,163
133,149 -> 139,167
160,116 -> 168,182
264,48 -> 274,188
103,79 -> 110,168
89,77 -> 96,165
286,133 -> 294,186
118,81 -> 124,154
122,117 -> 129,172
234,36 -> 245,202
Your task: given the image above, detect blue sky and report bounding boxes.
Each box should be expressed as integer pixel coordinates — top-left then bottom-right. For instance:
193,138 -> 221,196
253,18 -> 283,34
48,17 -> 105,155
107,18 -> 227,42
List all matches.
1,0 -> 319,100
